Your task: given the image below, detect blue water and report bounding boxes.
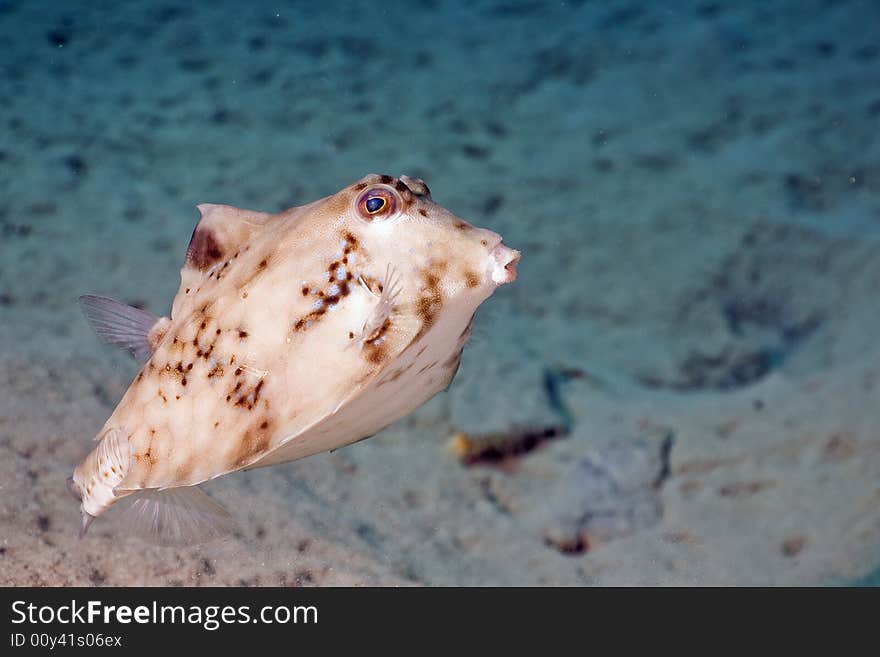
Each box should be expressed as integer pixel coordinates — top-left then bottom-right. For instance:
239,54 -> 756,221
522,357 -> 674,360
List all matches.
1,0 -> 878,585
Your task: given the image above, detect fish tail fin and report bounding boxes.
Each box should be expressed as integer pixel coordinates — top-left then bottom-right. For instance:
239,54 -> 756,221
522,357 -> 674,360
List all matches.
118,486 -> 237,547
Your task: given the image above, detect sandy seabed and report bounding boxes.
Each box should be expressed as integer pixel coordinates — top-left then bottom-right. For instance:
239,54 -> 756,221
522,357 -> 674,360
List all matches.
1,0 -> 879,585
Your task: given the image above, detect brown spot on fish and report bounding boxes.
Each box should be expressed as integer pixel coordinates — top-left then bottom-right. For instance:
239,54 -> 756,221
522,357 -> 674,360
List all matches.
353,182 -> 369,191
395,180 -> 409,193
454,221 -> 471,230
419,208 -> 428,217
343,231 -> 358,248
417,294 -> 441,329
207,363 -> 224,378
379,174 -> 394,184
186,227 -> 223,271
302,286 -> 309,296
408,267 -> 448,345
464,270 -> 479,288
233,417 -> 273,467
365,340 -> 390,365
293,302 -> 329,332
238,330 -> 248,339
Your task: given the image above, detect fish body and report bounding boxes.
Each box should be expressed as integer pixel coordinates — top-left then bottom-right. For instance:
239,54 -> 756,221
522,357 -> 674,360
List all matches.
69,173 -> 519,544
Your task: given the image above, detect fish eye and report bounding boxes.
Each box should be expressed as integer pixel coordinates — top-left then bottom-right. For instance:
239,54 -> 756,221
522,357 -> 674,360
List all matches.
357,188 -> 397,220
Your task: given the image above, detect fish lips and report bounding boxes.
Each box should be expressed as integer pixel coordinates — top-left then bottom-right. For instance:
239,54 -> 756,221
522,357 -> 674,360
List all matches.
489,242 -> 521,284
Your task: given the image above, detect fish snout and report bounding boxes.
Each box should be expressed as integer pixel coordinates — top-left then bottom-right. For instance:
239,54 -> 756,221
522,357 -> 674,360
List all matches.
489,242 -> 520,284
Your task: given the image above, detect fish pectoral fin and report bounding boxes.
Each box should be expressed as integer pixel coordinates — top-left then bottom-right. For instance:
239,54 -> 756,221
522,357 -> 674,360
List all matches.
350,263 -> 403,348
118,486 -> 237,547
79,295 -> 166,364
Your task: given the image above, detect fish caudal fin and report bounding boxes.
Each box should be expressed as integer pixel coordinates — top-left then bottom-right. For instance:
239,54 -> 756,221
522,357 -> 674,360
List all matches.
79,295 -> 164,364
119,486 -> 237,547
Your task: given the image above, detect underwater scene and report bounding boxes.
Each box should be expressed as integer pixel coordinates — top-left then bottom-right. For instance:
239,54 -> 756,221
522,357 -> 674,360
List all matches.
1,0 -> 879,586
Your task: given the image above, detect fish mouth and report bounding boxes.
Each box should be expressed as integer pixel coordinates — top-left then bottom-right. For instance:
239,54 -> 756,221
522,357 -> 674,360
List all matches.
489,242 -> 521,284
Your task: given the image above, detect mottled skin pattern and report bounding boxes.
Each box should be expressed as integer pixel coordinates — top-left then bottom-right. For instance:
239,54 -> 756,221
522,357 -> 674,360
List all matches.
72,173 -> 519,520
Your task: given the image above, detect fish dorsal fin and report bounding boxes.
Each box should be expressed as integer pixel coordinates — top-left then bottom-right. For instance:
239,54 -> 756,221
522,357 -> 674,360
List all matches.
176,204 -> 273,314
79,295 -> 167,364
184,203 -> 272,273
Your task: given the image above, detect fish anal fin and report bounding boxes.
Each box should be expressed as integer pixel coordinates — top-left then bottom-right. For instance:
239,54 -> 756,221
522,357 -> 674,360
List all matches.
117,486 -> 237,547
79,295 -> 165,364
